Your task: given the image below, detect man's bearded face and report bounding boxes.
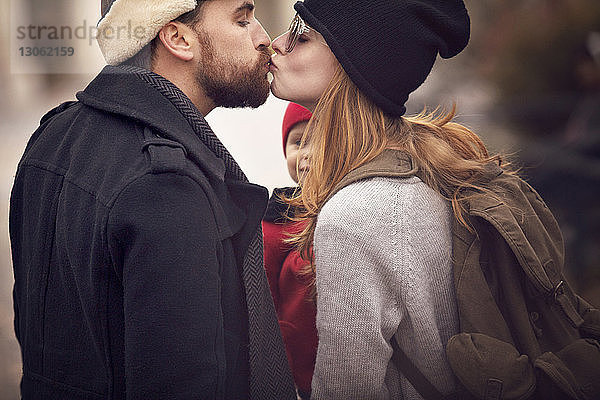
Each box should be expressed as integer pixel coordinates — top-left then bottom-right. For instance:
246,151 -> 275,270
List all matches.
195,29 -> 271,109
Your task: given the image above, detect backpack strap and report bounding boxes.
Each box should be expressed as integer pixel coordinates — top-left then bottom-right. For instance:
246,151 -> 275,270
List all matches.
391,337 -> 457,400
325,149 -> 417,205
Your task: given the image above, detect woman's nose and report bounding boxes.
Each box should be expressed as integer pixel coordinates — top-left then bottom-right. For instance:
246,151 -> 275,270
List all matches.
271,32 -> 289,55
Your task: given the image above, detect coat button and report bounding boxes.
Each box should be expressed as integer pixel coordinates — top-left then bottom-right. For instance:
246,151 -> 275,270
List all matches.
530,312 -> 540,322
530,312 -> 543,337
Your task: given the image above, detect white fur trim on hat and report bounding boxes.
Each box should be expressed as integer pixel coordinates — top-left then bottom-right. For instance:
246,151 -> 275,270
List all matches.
97,0 -> 197,65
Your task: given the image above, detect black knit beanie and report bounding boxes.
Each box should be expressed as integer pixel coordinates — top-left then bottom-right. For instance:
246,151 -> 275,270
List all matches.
294,0 -> 470,116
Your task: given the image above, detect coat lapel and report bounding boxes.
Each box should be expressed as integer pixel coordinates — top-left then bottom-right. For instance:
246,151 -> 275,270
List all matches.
77,65 -> 226,182
76,65 -> 266,243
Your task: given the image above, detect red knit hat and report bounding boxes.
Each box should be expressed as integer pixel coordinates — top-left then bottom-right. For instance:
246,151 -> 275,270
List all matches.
282,103 -> 312,156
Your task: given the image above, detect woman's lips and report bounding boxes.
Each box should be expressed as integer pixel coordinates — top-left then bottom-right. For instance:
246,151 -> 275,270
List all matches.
269,59 -> 278,71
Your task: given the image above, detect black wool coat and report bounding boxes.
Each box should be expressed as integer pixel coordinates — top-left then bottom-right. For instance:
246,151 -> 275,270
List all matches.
10,66 -> 269,400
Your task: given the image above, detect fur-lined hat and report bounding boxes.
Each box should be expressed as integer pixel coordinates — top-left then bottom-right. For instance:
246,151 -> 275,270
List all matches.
97,0 -> 197,65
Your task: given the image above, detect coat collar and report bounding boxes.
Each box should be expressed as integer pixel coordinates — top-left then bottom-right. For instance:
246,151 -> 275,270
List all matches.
264,187 -> 299,223
76,65 -> 226,181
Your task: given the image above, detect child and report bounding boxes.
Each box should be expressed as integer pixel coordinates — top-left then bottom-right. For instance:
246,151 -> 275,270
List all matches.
263,102 -> 316,400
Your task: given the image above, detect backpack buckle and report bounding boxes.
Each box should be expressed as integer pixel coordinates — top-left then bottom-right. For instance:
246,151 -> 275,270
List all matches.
553,280 -> 564,302
553,280 -> 584,328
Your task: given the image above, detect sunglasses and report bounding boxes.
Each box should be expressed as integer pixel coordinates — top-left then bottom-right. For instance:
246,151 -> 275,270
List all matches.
285,13 -> 312,53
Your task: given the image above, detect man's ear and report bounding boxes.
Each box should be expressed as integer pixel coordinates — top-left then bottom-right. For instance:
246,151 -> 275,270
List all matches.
157,22 -> 195,62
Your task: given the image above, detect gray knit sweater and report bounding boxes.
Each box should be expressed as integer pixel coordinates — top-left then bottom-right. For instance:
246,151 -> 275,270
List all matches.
311,176 -> 459,400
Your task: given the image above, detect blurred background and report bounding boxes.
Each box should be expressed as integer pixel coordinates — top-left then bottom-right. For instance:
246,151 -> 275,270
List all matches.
0,0 -> 598,398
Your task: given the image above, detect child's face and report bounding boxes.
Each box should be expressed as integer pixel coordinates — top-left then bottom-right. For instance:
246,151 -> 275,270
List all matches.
285,121 -> 310,184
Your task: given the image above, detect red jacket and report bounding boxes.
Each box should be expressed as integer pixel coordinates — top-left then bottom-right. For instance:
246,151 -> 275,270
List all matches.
262,188 -> 317,396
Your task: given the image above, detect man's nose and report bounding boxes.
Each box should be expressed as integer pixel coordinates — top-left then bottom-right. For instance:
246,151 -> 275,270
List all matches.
252,19 -> 272,50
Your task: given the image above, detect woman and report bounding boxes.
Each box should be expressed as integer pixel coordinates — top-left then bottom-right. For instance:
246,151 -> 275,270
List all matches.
269,0 -> 479,399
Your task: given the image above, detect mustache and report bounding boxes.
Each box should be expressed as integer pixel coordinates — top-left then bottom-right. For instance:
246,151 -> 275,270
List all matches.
257,48 -> 271,65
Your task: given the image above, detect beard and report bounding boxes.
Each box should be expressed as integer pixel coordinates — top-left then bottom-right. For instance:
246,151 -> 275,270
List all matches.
195,30 -> 271,109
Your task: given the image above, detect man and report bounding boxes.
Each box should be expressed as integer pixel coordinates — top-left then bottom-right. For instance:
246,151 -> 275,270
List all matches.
9,0 -> 296,399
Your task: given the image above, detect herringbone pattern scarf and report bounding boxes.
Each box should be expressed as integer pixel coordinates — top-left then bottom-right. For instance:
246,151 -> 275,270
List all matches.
119,65 -> 296,400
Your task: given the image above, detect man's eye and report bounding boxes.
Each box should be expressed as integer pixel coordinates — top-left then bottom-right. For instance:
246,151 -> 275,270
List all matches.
238,21 -> 250,27
298,36 -> 308,43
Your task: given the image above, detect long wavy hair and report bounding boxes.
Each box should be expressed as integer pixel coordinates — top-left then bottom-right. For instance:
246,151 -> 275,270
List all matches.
287,64 -> 510,266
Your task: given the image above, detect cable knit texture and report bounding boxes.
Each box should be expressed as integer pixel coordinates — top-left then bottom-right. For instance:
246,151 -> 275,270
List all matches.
311,176 -> 459,400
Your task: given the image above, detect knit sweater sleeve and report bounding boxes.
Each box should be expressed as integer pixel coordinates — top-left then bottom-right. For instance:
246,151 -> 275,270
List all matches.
311,176 -> 457,400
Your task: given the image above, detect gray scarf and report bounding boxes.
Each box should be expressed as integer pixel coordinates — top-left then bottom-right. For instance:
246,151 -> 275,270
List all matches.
119,65 -> 296,400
